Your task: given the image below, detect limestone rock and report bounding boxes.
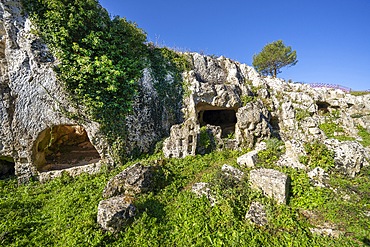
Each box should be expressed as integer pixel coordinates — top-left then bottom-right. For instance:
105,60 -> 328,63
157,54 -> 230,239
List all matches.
191,182 -> 216,206
309,227 -> 343,238
102,163 -> 153,198
245,202 -> 268,226
307,167 -> 329,188
324,139 -> 369,177
237,151 -> 258,168
97,196 -> 136,233
235,101 -> 271,148
249,168 -> 290,204
221,164 -> 244,182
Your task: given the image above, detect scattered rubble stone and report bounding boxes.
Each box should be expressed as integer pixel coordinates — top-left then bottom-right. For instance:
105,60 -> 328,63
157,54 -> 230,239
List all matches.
102,163 -> 153,198
221,164 -> 244,181
245,202 -> 268,226
97,196 -> 136,233
249,168 -> 290,204
191,182 -> 217,206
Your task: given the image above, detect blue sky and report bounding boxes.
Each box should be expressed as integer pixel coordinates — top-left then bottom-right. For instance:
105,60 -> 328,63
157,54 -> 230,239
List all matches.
99,0 -> 370,91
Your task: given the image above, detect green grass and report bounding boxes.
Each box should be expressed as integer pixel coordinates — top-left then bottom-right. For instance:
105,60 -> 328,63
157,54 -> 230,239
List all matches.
1,149 -> 369,246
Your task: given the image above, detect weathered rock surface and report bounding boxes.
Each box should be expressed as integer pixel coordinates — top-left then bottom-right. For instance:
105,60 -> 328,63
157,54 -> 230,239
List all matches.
191,182 -> 216,206
249,168 -> 290,204
97,196 -> 136,233
307,167 -> 329,188
324,139 -> 370,177
237,151 -> 258,168
245,202 -> 268,226
102,163 -> 153,198
221,164 -> 244,182
0,0 -> 178,183
1,1 -> 370,183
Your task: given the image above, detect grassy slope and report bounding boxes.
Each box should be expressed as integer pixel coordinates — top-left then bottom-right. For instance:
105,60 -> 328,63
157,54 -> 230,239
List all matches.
1,149 -> 369,246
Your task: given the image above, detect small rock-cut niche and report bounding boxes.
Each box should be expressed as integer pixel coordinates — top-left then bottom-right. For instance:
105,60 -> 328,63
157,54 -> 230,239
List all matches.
198,104 -> 237,138
0,157 -> 15,178
316,101 -> 330,114
33,125 -> 101,172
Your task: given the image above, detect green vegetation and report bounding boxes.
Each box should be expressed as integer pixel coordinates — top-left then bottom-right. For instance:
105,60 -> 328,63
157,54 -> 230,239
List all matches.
319,121 -> 355,142
21,0 -> 192,162
350,91 -> 370,96
1,148 -> 369,246
357,125 -> 370,147
257,138 -> 285,165
299,142 -> 335,172
295,108 -> 311,121
252,40 -> 298,78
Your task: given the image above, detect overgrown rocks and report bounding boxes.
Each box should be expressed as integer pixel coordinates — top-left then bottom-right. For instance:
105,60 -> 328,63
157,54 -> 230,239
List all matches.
98,162 -> 154,232
221,164 -> 244,182
324,139 -> 369,177
97,196 -> 136,233
307,167 -> 329,188
102,163 -> 153,198
191,182 -> 217,206
249,168 -> 290,204
245,202 -> 268,226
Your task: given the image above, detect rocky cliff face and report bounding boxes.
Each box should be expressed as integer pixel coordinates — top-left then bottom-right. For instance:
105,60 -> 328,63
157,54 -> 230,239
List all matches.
163,53 -> 370,176
1,0 -> 369,183
0,0 -> 178,183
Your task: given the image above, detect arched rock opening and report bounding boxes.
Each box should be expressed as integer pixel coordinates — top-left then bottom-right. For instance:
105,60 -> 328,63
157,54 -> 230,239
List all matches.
316,101 -> 330,114
0,157 -> 15,178
197,104 -> 237,138
33,125 -> 101,172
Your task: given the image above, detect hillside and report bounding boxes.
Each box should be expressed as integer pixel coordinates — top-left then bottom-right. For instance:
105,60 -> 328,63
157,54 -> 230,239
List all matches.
0,0 -> 370,246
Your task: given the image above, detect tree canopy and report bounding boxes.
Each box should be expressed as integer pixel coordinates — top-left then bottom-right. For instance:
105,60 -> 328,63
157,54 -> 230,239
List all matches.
252,40 -> 298,78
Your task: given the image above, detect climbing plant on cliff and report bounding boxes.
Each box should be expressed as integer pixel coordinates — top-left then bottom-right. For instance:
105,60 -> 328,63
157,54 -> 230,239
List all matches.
253,40 -> 298,78
22,0 -> 147,162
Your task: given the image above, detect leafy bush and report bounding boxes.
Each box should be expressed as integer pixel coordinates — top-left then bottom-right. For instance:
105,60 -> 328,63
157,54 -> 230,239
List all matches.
22,0 -> 148,163
299,142 -> 335,172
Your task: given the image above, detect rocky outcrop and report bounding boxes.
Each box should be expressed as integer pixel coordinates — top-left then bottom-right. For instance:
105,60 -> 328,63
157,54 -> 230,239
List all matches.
0,0 -> 178,183
324,139 -> 370,177
1,1 -> 370,183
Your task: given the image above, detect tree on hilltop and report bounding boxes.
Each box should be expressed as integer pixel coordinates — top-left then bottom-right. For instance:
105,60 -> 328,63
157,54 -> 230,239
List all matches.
252,40 -> 298,78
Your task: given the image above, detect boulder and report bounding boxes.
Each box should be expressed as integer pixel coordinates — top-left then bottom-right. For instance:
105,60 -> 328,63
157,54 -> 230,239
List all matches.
97,196 -> 136,233
249,168 -> 290,204
245,202 -> 268,226
324,139 -> 369,177
221,164 -> 244,182
102,163 -> 153,198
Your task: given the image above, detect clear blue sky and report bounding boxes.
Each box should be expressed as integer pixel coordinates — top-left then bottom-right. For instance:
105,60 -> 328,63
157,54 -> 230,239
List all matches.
99,0 -> 370,91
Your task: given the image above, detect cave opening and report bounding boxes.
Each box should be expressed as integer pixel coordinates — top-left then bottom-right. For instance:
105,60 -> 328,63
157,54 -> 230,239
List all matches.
33,125 -> 101,172
198,108 -> 237,138
0,157 -> 15,179
316,101 -> 330,114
